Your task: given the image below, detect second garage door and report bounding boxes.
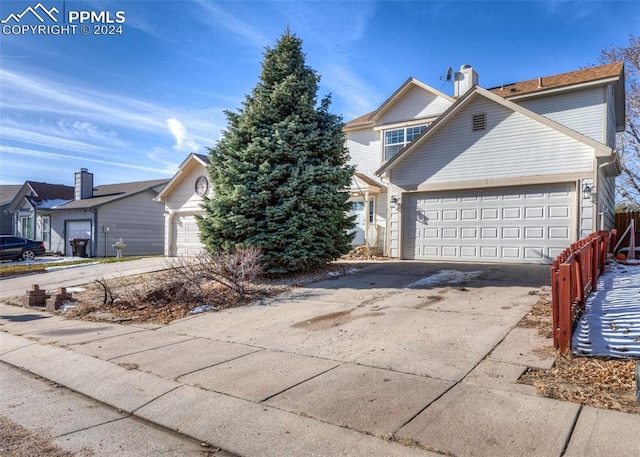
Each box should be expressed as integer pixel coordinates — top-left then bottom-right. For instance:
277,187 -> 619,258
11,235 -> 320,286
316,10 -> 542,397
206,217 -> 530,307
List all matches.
403,184 -> 575,263
171,212 -> 205,257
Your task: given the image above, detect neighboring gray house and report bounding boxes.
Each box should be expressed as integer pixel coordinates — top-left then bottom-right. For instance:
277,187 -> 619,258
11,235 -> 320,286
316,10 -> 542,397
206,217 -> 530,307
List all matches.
155,153 -> 211,256
8,169 -> 168,257
345,61 -> 625,263
0,185 -> 22,235
6,181 -> 74,245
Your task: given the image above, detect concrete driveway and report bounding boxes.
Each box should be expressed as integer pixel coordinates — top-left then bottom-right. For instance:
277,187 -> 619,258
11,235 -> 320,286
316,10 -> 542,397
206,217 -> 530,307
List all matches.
8,260 -> 637,456
160,261 -> 551,383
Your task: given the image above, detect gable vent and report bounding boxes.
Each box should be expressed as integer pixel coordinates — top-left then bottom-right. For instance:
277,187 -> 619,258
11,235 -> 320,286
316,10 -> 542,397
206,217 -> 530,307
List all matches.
472,113 -> 486,132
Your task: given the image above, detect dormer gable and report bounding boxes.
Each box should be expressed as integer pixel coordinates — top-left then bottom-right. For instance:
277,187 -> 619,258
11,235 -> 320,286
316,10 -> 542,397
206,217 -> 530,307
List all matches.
344,78 -> 455,131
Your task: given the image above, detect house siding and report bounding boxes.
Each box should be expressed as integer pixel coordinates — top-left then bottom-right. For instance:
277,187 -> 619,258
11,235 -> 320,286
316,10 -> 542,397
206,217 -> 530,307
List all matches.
378,86 -> 453,124
165,168 -> 208,213
516,87 -> 605,142
96,191 -> 166,257
346,129 -> 381,177
597,168 -> 616,231
605,85 -> 617,148
392,97 -> 595,188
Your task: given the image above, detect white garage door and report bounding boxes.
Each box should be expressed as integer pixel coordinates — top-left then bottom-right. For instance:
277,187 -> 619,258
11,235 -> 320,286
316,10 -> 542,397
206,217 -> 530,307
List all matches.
171,212 -> 205,257
403,184 -> 575,263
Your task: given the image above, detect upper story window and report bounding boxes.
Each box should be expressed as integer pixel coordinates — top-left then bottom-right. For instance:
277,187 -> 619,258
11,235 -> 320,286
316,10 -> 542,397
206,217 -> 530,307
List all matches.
384,124 -> 427,161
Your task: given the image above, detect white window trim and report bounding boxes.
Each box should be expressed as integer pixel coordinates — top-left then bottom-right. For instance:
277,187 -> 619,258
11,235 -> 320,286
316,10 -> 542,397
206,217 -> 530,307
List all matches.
382,124 -> 429,162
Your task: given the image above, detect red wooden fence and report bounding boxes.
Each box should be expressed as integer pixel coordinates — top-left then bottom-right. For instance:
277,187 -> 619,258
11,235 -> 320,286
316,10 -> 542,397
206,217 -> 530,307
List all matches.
550,231 -> 611,353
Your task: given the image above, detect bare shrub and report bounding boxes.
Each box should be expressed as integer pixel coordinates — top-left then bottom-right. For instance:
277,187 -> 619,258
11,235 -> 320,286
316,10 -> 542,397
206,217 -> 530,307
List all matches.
94,277 -> 119,305
162,247 -> 263,302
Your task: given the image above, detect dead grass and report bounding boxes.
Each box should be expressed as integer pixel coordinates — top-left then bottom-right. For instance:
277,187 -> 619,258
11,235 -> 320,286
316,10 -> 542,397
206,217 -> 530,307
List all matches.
516,292 -> 639,414
0,416 -> 92,457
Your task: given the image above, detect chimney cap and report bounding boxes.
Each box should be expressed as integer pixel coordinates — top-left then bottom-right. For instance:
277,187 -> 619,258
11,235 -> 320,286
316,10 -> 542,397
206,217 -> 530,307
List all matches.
460,64 -> 472,70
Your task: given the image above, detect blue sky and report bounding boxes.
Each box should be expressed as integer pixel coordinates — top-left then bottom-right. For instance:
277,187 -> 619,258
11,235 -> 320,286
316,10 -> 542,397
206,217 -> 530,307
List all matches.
1,0 -> 639,186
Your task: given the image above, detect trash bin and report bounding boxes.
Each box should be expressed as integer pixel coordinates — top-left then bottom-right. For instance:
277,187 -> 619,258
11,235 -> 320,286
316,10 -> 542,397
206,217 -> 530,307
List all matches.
69,238 -> 89,257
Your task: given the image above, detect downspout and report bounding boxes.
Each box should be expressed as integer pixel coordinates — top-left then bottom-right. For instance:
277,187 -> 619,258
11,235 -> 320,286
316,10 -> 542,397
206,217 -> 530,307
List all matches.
575,179 -> 582,241
595,154 -> 620,231
91,208 -> 98,257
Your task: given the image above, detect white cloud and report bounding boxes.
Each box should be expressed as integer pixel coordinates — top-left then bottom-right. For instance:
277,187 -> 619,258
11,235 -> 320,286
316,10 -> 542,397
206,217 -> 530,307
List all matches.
192,0 -> 269,48
0,145 -> 175,175
166,118 -> 200,153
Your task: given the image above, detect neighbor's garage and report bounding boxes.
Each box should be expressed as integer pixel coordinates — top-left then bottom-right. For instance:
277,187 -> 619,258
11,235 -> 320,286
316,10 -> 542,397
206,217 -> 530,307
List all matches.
402,183 -> 575,263
170,212 -> 204,257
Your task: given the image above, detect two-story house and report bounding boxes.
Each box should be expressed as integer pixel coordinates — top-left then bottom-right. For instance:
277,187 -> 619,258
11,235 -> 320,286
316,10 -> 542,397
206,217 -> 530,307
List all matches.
345,61 -> 625,264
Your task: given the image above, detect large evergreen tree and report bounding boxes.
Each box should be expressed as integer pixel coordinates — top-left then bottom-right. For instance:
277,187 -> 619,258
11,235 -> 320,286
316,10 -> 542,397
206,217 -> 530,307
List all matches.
198,30 -> 355,274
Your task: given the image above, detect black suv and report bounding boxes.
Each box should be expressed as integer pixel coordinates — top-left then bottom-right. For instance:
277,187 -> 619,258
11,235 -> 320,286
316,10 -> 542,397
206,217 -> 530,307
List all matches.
0,236 -> 46,261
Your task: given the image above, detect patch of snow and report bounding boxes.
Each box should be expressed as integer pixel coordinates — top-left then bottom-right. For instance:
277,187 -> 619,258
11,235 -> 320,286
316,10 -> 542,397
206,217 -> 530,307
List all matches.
190,304 -> 218,314
35,199 -> 72,209
572,262 -> 640,358
65,287 -> 86,293
327,268 -> 360,277
404,270 -> 483,289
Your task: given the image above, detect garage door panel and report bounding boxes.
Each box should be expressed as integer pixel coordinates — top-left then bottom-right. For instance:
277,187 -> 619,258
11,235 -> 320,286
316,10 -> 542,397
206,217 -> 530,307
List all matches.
424,228 -> 439,238
480,246 -> 499,258
549,227 -> 570,239
481,227 -> 499,239
404,184 -> 574,264
502,208 -> 521,219
461,209 -> 478,220
502,227 -> 521,239
549,206 -> 570,218
524,227 -> 544,239
501,247 -> 521,259
461,246 -> 478,257
461,228 -> 477,238
442,228 -> 458,238
481,208 -> 499,219
525,207 -> 544,218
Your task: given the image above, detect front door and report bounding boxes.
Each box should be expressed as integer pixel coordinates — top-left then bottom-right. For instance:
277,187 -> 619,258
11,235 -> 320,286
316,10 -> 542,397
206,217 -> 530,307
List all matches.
349,200 -> 366,246
38,215 -> 51,251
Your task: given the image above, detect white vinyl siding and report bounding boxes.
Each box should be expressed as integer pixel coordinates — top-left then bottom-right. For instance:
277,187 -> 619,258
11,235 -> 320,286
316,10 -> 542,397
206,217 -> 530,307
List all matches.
516,87 -> 605,143
403,184 -> 575,264
346,128 -> 381,176
165,166 -> 209,212
392,97 -> 594,188
378,86 -> 453,124
596,168 -> 617,231
605,85 -> 617,148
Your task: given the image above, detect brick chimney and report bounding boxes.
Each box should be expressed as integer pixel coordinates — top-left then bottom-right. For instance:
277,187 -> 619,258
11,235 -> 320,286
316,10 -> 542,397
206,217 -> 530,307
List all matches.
74,168 -> 94,200
454,64 -> 478,97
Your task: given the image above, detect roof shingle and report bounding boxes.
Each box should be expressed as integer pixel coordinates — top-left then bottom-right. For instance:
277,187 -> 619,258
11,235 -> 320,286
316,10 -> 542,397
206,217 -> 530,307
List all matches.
488,61 -> 624,98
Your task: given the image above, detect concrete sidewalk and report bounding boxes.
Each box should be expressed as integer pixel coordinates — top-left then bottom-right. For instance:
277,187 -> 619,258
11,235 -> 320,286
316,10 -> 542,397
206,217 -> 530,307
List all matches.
1,262 -> 639,456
